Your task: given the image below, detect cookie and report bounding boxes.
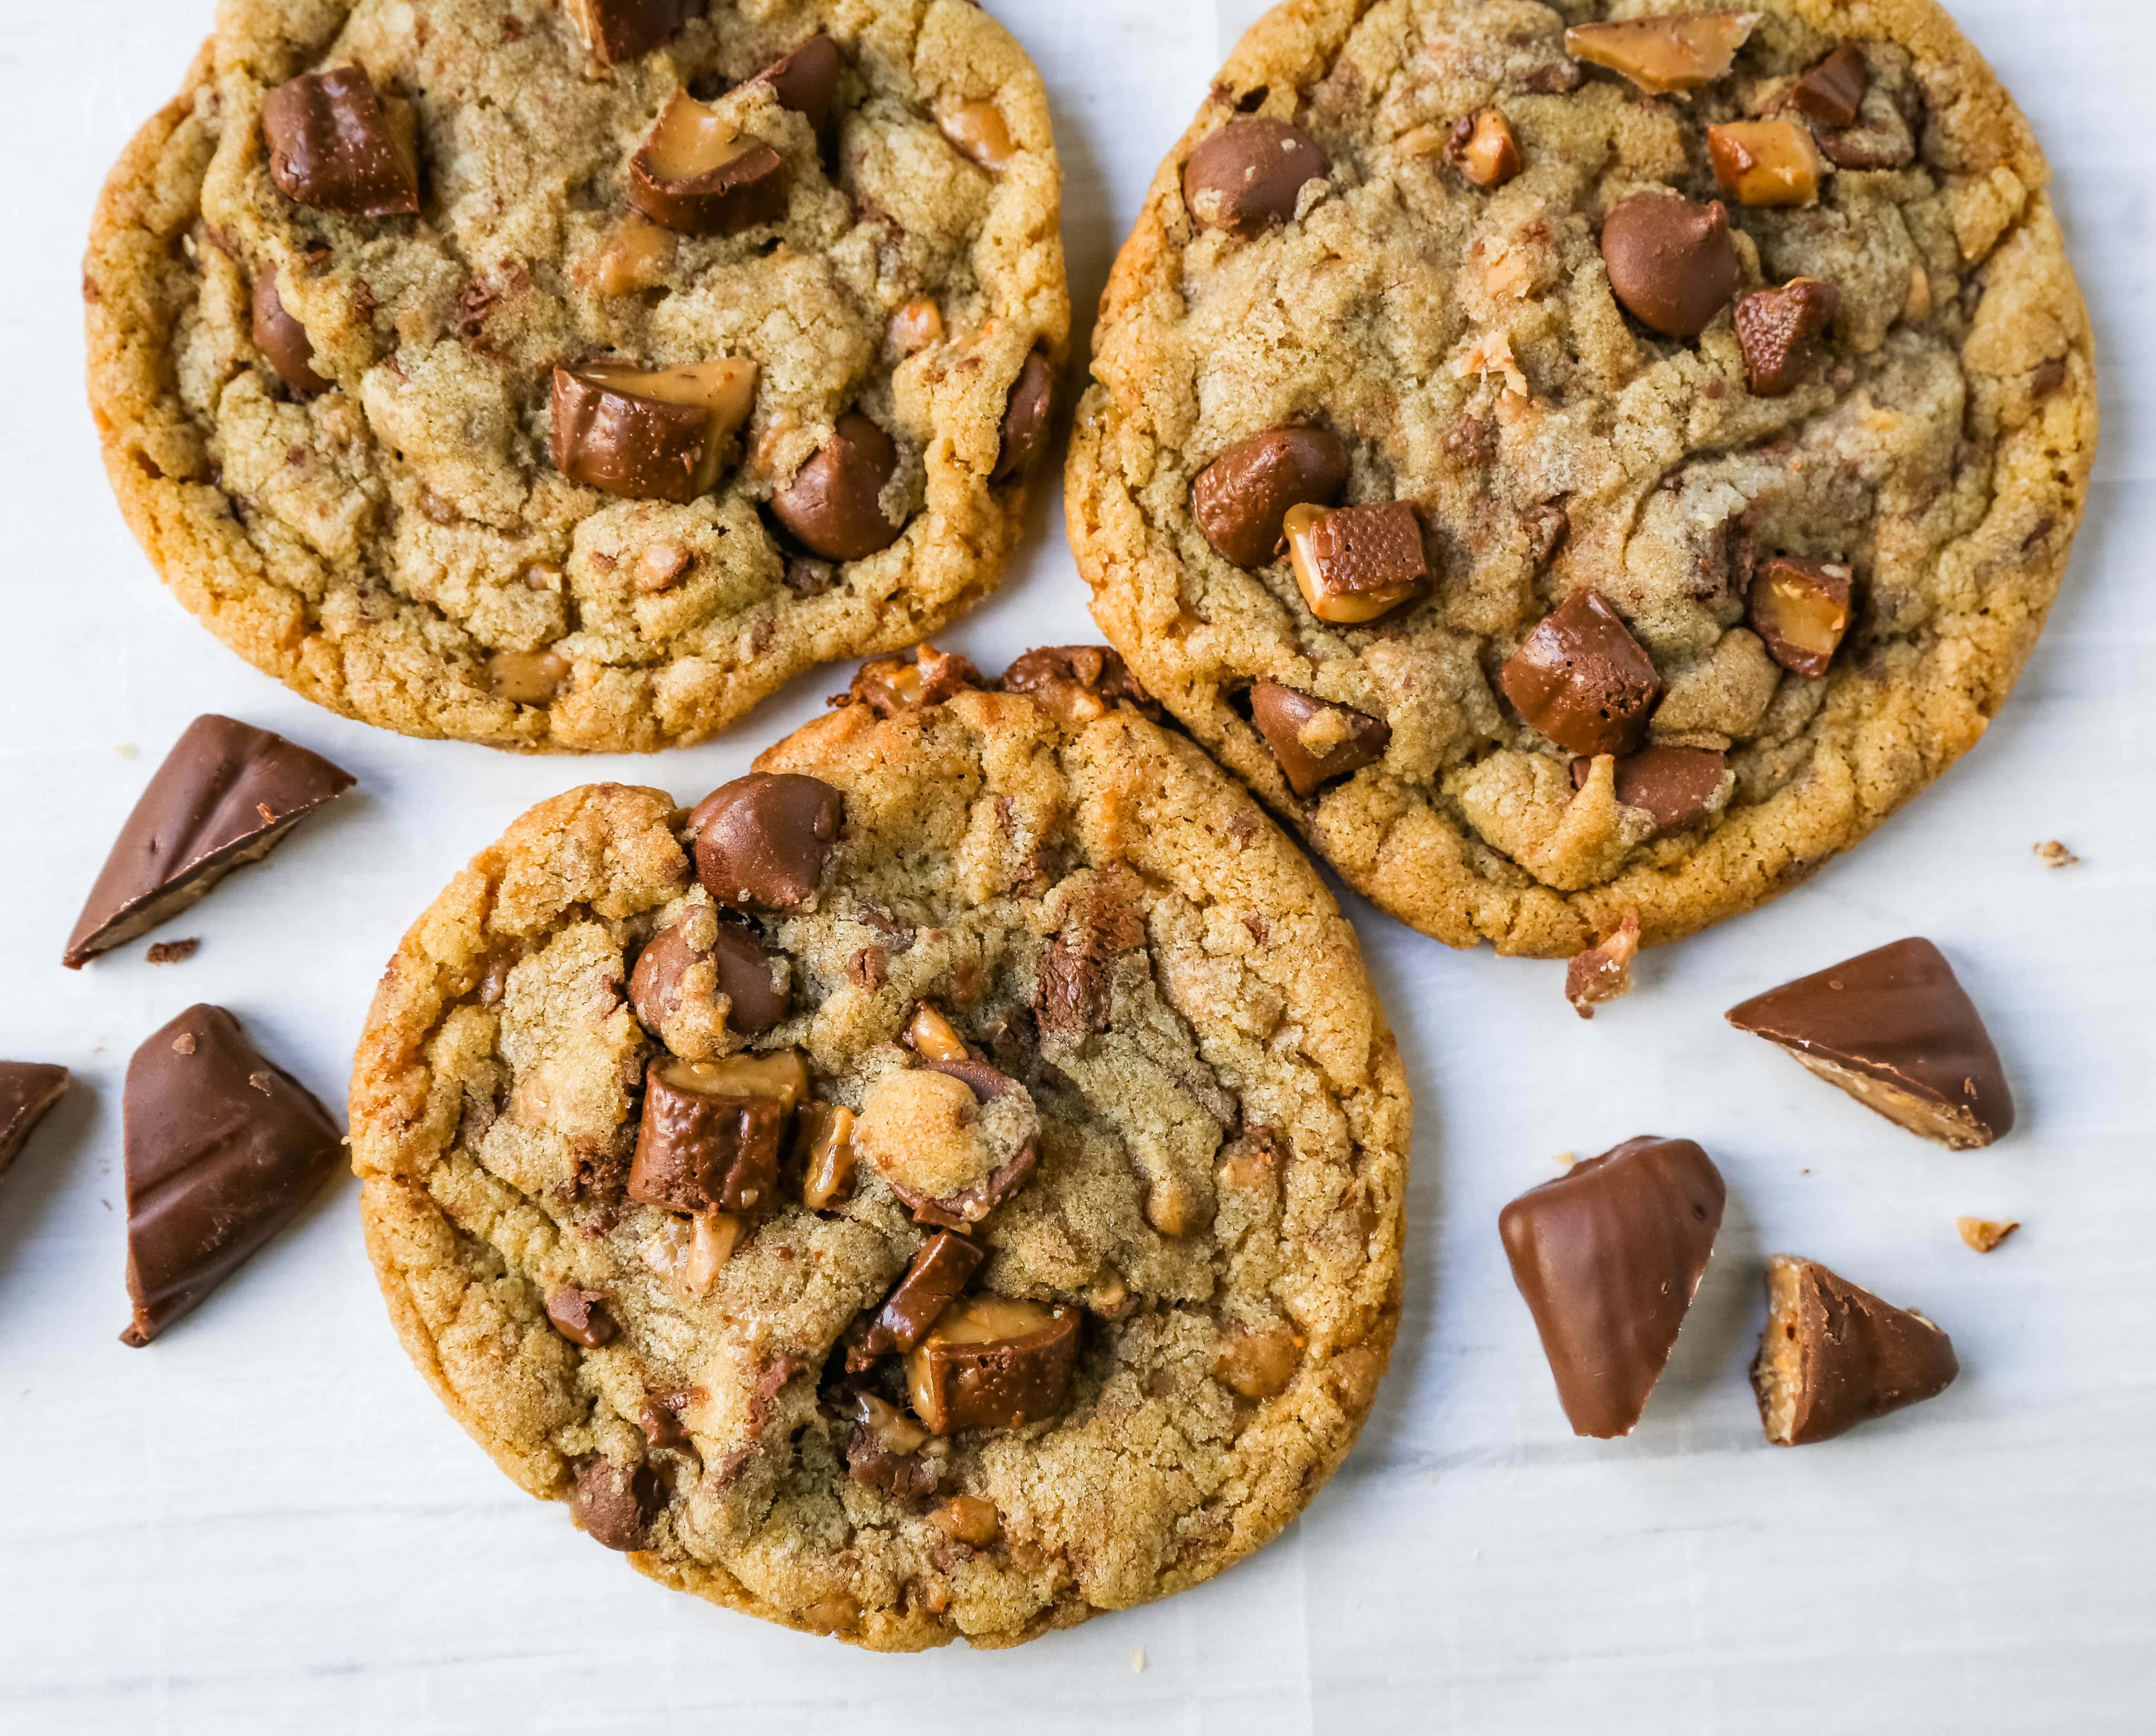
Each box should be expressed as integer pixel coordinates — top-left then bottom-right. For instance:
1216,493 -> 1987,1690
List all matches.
350,644 -> 1410,1649
86,2 -> 1068,752
1067,0 -> 2095,956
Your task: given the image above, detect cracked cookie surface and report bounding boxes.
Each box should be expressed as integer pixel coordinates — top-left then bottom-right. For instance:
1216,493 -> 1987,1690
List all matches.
87,0 -> 1067,751
350,646 -> 1410,1649
1067,0 -> 2094,956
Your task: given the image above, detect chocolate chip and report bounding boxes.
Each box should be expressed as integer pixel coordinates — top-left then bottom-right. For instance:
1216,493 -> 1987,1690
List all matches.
1182,118 -> 1331,237
1735,278 -> 1840,397
570,1455 -> 662,1551
1570,746 -> 1728,833
850,1231 -> 987,1368
905,1295 -> 1082,1432
1726,938 -> 2014,1149
563,0 -> 696,67
1191,424 -> 1350,568
0,1062 -> 70,1178
1446,108 -> 1521,188
1498,1136 -> 1727,1438
629,92 -> 788,236
992,349 -> 1055,481
847,945 -> 888,991
65,716 -> 354,968
627,1053 -> 808,1216
1792,44 -> 1871,129
119,1006 -> 343,1345
769,413 -> 904,561
545,1286 -> 617,1348
1282,500 -> 1428,624
1001,644 -> 1156,724
260,68 -> 419,218
251,274 -> 329,396
630,919 -> 790,1043
1754,1256 -> 1958,1445
550,358 -> 758,503
1600,190 -> 1743,338
638,1392 -> 697,1452
1749,555 -> 1852,678
759,32 -> 844,138
691,773 -> 844,910
1496,591 -> 1661,756
1247,681 -> 1391,798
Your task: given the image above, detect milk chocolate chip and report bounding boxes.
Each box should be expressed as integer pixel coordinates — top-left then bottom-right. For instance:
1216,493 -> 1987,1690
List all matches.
1753,1255 -> 1958,1445
1726,938 -> 2014,1149
261,68 -> 420,218
571,1455 -> 662,1551
852,1230 -> 987,1367
1748,555 -> 1851,677
1792,44 -> 1872,130
993,349 -> 1055,481
630,918 -> 790,1042
1182,119 -> 1331,237
1498,1136 -> 1726,1438
1564,12 -> 1758,95
769,413 -> 903,561
545,1286 -> 617,1349
562,0 -> 696,67
627,1051 -> 809,1216
0,1062 -> 70,1179
1282,501 -> 1428,624
629,93 -> 788,236
251,274 -> 329,396
1191,424 -> 1350,569
1735,277 -> 1840,397
1708,120 -> 1822,207
1498,591 -> 1661,756
906,1295 -> 1081,1433
692,773 -> 843,911
1570,746 -> 1728,833
1600,191 -> 1743,338
550,358 -> 757,503
760,33 -> 844,138
1248,681 -> 1392,798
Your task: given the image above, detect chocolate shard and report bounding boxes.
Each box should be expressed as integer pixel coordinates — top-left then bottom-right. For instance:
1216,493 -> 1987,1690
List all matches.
850,1230 -> 986,1369
1753,1255 -> 1958,1445
120,1006 -> 344,1345
261,67 -> 421,218
64,716 -> 355,968
1498,1136 -> 1726,1438
1498,590 -> 1661,756
0,1063 -> 71,1177
1248,681 -> 1391,798
1726,938 -> 2014,1149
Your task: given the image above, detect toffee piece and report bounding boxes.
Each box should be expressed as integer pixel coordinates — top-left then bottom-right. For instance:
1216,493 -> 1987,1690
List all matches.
1752,1255 -> 1959,1444
0,1064 -> 71,1179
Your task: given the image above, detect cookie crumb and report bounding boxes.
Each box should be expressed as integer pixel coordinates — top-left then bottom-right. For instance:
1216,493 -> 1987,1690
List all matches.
1564,912 -> 1640,1019
115,742 -> 138,759
146,938 -> 200,965
1552,1150 -> 1577,1169
2033,840 -> 2079,867
1131,1646 -> 1147,1674
1957,1216 -> 2019,1253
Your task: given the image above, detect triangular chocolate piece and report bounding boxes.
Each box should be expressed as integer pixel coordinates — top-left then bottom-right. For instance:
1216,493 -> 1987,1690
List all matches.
1726,938 -> 2013,1149
64,716 -> 354,967
0,1062 -> 70,1177
120,1005 -> 344,1345
1498,1136 -> 1726,1438
1752,1255 -> 1959,1445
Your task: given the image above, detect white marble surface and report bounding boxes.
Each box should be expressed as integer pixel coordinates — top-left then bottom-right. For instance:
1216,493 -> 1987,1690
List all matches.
2,2 -> 2150,1729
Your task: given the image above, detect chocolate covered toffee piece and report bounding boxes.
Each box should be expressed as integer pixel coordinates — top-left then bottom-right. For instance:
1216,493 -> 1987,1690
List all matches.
1068,0 -> 2095,957
351,645 -> 1410,1650
1752,1255 -> 1958,1444
1727,938 -> 2013,1148
0,1064 -> 71,1179
1499,1136 -> 1725,1438
121,1005 -> 344,1345
87,4 -> 1068,752
64,715 -> 354,968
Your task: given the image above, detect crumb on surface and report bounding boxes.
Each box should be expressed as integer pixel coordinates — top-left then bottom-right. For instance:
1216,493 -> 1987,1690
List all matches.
2034,840 -> 2079,867
1958,1216 -> 2019,1253
146,938 -> 200,965
1564,912 -> 1639,1019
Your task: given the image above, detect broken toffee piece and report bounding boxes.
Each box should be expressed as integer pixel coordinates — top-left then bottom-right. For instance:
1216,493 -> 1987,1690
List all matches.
906,1295 -> 1081,1433
1749,555 -> 1852,678
1752,1255 -> 1958,1445
64,715 -> 355,968
629,1052 -> 808,1218
1564,912 -> 1640,1020
1191,424 -> 1349,569
1249,681 -> 1392,797
120,1005 -> 343,1345
1498,591 -> 1661,757
629,93 -> 788,236
1282,500 -> 1428,624
550,359 -> 757,503
691,772 -> 844,911
261,67 -> 420,218
1564,11 -> 1758,95
1498,1135 -> 1726,1438
0,1063 -> 70,1178
1726,938 -> 2014,1149
1735,278 -> 1841,397
851,1231 -> 986,1368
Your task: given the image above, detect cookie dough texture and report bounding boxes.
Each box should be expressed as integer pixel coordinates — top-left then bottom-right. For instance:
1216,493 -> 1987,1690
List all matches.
1068,0 -> 2094,956
87,1 -> 1067,751
350,673 -> 1409,1648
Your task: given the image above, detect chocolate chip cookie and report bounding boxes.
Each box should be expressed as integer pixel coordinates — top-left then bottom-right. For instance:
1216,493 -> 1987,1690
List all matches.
1067,1 -> 2094,956
87,2 -> 1068,751
350,645 -> 1410,1648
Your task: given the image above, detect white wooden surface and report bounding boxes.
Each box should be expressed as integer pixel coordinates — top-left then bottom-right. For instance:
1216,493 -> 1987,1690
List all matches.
2,2 -> 2150,1729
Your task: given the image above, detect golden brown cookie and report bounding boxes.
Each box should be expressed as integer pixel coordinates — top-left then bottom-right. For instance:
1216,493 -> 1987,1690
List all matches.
87,1 -> 1068,751
350,644 -> 1409,1649
1067,0 -> 2095,956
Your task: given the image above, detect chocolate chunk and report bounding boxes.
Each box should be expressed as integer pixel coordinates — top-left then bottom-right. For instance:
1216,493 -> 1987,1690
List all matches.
1749,554 -> 1852,677
1600,191 -> 1742,338
1792,44 -> 1871,129
798,1101 -> 858,1209
639,1391 -> 697,1452
849,643 -> 982,717
563,0 -> 696,67
1498,1136 -> 1726,1438
570,1455 -> 662,1551
691,773 -> 844,910
251,274 -> 329,396
628,1053 -> 808,1216
1498,591 -> 1661,756
1248,681 -> 1392,798
1446,108 -> 1520,188
629,93 -> 788,236
119,1006 -> 343,1345
1735,278 -> 1840,397
1191,424 -> 1350,569
1002,644 -> 1156,725
845,1394 -> 938,1494
1753,1255 -> 1957,1445
261,68 -> 420,218
852,1231 -> 987,1367
545,1286 -> 617,1348
1570,746 -> 1728,833
760,33 -> 844,138
1811,69 -> 1918,171
1564,911 -> 1640,1021
65,716 -> 355,968
1707,120 -> 1821,208
1282,500 -> 1428,624
1182,118 -> 1331,237
1034,935 -> 1109,1046
1726,938 -> 2014,1149
0,1063 -> 70,1178
630,919 -> 790,1041
550,358 -> 758,503
993,349 -> 1055,481
769,413 -> 904,561
1564,12 -> 1757,94
906,1295 -> 1082,1433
